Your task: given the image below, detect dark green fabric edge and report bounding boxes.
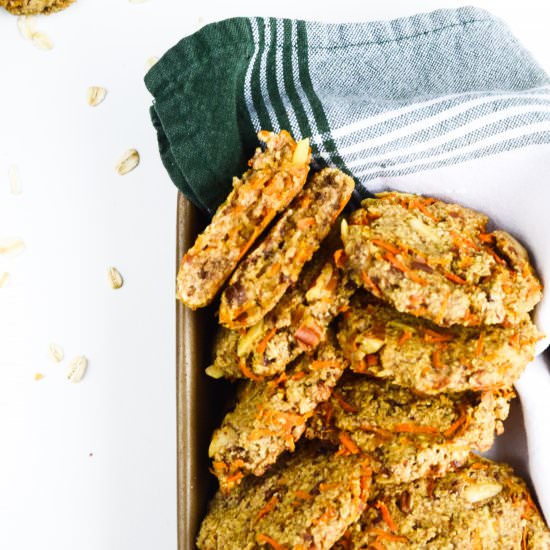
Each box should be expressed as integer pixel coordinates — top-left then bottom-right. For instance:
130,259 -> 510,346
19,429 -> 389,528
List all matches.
145,18 -> 257,214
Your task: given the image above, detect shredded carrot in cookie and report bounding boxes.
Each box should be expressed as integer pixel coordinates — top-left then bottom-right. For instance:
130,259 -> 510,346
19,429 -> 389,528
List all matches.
475,332 -> 485,356
384,252 -> 427,285
450,230 -> 481,251
256,533 -> 288,550
383,252 -> 408,274
409,198 -> 439,222
375,501 -> 398,533
486,247 -> 507,266
314,507 -> 337,525
397,330 -> 413,346
256,495 -> 279,521
332,392 -> 358,413
333,249 -> 346,268
310,360 -> 342,370
338,432 -> 360,455
443,408 -> 468,438
319,482 -> 340,492
423,329 -> 453,343
444,271 -> 467,285
256,328 -> 277,355
478,233 -> 494,243
371,238 -> 401,255
368,528 -> 407,543
239,359 -> 263,382
361,270 -> 382,297
293,490 -> 313,501
431,348 -> 446,370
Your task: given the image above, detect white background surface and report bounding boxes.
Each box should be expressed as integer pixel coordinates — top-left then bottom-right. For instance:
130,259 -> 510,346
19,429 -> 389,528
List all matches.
0,1 -> 549,549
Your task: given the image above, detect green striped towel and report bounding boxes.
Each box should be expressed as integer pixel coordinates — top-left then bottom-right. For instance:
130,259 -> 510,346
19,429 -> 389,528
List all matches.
144,6 -> 549,215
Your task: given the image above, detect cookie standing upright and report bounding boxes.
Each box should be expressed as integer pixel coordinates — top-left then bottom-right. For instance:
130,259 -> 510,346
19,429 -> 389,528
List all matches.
219,167 -> 354,329
177,131 -> 311,309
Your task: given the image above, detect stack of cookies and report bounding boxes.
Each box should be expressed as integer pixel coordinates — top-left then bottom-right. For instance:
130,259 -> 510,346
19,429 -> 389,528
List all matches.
177,131 -> 550,549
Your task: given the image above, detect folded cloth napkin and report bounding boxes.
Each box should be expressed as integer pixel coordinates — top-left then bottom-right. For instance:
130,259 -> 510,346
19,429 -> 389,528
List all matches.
145,6 -> 550,521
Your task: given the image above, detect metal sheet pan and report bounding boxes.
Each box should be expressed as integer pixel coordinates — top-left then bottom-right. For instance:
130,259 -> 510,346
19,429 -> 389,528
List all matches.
176,193 -> 233,550
175,191 -> 533,549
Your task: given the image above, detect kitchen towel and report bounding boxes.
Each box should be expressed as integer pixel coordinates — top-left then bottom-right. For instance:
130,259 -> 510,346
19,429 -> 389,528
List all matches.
145,6 -> 550,521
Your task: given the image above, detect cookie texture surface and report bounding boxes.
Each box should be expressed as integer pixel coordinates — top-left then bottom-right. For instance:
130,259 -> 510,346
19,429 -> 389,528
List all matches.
337,294 -> 540,394
177,130 -> 310,309
197,443 -> 371,550
307,374 -> 511,483
342,192 -> 542,326
209,337 -> 347,492
219,167 -> 354,329
340,457 -> 550,549
2,0 -> 74,14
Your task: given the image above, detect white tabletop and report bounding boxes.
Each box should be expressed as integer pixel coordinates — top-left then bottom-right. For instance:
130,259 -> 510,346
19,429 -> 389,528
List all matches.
1,1 -> 549,549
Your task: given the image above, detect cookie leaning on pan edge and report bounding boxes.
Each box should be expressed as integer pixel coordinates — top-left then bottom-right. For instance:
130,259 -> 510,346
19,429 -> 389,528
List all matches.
342,192 -> 542,326
1,0 -> 74,14
209,334 -> 346,493
218,167 -> 354,329
176,131 -> 311,309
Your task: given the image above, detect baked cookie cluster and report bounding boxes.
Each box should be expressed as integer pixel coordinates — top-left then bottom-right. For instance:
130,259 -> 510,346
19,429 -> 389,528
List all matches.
177,131 -> 549,549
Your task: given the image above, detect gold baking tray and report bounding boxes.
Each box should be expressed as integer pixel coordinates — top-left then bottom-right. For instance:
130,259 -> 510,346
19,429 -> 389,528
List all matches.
176,193 -> 234,550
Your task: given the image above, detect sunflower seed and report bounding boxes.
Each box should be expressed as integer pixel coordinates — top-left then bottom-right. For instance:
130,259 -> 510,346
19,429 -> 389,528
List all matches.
463,481 -> 502,503
17,16 -> 36,40
116,149 -> 140,175
0,272 -> 9,288
49,343 -> 64,363
145,56 -> 158,70
0,238 -> 25,258
340,218 -> 348,239
87,86 -> 107,107
32,32 -> 53,51
205,365 -> 225,379
107,266 -> 123,289
67,356 -> 88,383
8,165 -> 22,195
